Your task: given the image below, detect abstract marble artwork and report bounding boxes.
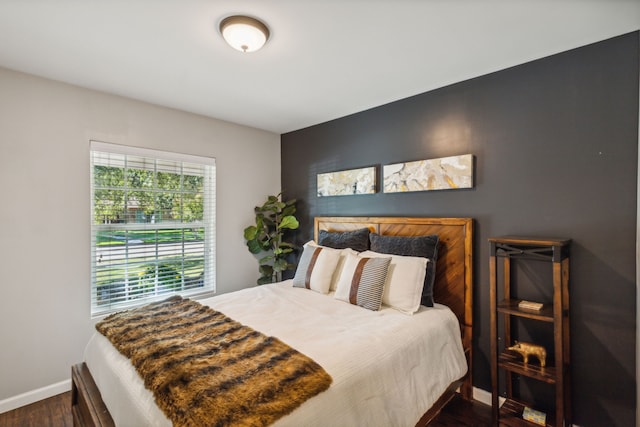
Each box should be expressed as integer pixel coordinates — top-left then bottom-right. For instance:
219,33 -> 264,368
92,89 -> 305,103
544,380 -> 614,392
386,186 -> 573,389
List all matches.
383,154 -> 473,193
317,166 -> 376,197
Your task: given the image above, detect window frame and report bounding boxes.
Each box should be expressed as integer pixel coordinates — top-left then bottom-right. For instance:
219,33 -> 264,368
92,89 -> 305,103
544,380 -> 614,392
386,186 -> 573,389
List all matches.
90,141 -> 216,317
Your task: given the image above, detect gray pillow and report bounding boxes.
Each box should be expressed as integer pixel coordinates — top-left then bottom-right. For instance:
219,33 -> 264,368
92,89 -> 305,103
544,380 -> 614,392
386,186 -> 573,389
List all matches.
318,228 -> 370,252
369,233 -> 439,307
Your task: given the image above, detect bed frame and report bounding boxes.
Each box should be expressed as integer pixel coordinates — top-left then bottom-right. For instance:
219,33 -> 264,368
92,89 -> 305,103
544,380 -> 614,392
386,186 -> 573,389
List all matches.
72,216 -> 473,427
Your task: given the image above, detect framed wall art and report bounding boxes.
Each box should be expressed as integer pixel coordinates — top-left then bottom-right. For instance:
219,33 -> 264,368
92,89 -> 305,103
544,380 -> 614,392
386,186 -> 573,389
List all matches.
317,166 -> 376,197
383,154 -> 473,193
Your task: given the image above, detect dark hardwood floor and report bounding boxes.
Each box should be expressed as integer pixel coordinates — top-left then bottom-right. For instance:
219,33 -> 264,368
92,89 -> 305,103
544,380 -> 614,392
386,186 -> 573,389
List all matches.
0,391 -> 492,426
0,392 -> 72,427
430,394 -> 494,426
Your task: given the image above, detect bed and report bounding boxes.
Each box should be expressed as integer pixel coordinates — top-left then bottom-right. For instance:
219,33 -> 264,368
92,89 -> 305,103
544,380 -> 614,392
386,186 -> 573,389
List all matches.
72,216 -> 474,427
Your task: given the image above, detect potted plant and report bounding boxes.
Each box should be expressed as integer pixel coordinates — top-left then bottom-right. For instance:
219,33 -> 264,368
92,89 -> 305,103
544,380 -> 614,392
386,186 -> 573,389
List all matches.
243,194 -> 299,284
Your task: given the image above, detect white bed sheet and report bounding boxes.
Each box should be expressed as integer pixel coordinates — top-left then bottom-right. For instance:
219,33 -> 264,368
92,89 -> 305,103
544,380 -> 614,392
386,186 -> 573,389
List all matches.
85,280 -> 467,427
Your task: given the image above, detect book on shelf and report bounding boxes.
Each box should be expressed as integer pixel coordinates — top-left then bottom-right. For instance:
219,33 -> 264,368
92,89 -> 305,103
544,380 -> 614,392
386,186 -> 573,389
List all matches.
522,406 -> 546,425
518,300 -> 543,311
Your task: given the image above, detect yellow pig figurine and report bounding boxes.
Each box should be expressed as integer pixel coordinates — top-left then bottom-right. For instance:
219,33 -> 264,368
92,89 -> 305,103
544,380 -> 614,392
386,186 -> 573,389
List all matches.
507,341 -> 546,367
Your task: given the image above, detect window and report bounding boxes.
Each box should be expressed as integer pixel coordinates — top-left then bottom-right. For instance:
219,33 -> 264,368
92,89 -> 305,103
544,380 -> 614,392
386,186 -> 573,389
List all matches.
90,141 -> 216,316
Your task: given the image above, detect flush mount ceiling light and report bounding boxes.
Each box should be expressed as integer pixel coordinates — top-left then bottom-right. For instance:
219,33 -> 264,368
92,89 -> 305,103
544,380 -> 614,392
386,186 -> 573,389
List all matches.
219,15 -> 270,53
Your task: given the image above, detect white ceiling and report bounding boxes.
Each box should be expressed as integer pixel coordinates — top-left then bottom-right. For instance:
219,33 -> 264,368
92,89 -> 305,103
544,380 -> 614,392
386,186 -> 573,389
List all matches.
0,1 -> 638,134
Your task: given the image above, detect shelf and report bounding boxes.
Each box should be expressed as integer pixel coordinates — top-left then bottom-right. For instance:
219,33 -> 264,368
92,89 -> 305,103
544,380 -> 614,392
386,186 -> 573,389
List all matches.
497,299 -> 554,322
490,236 -> 570,427
489,236 -> 570,262
499,398 -> 554,427
498,352 -> 556,384
489,236 -> 571,247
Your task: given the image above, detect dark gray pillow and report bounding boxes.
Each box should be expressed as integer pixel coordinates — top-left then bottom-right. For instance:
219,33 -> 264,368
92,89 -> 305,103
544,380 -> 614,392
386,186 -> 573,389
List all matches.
369,233 -> 439,307
318,228 -> 370,252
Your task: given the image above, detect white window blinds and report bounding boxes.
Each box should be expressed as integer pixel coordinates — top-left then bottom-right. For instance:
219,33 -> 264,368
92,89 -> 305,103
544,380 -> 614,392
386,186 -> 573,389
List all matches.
90,141 -> 216,316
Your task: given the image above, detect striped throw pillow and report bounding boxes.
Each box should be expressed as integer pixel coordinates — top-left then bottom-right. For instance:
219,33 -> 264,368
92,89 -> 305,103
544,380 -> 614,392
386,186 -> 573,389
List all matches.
360,250 -> 428,315
334,252 -> 391,311
305,241 -> 358,291
292,243 -> 341,294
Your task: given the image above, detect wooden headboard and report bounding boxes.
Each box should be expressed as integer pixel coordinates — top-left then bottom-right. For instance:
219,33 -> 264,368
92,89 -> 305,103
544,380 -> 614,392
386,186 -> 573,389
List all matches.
314,216 -> 473,399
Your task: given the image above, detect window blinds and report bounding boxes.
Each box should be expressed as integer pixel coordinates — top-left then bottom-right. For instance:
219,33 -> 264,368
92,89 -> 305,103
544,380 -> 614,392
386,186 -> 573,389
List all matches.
90,141 -> 216,316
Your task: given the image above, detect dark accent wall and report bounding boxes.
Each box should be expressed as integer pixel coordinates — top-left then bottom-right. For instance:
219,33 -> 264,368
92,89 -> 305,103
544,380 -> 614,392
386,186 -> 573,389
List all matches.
281,32 -> 639,426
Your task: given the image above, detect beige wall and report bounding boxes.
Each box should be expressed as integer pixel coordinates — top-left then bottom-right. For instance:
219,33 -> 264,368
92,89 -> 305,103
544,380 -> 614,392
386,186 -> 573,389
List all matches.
0,67 -> 281,407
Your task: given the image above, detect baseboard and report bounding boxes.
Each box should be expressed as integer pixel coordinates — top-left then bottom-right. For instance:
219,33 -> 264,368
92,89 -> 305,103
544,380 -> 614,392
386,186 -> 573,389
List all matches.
0,379 -> 71,414
472,386 -> 493,406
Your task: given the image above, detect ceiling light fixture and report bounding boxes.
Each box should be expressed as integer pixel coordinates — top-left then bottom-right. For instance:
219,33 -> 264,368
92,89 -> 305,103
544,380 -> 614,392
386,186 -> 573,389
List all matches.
219,15 -> 270,53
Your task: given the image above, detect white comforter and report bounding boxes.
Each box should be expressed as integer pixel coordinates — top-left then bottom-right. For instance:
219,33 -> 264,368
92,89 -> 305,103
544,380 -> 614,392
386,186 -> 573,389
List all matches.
84,280 -> 467,427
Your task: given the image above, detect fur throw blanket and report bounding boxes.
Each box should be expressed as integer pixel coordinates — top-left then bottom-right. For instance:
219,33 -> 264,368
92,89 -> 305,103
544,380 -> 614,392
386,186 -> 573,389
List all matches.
95,295 -> 332,427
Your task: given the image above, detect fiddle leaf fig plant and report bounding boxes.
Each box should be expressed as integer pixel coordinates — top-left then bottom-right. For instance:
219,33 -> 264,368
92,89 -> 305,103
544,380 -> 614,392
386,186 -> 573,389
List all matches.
244,194 -> 299,285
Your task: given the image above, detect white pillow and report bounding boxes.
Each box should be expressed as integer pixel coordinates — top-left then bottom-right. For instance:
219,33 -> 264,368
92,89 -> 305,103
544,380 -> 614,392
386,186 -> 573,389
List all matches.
306,240 -> 357,291
292,242 -> 341,294
334,252 -> 391,311
360,250 -> 428,315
